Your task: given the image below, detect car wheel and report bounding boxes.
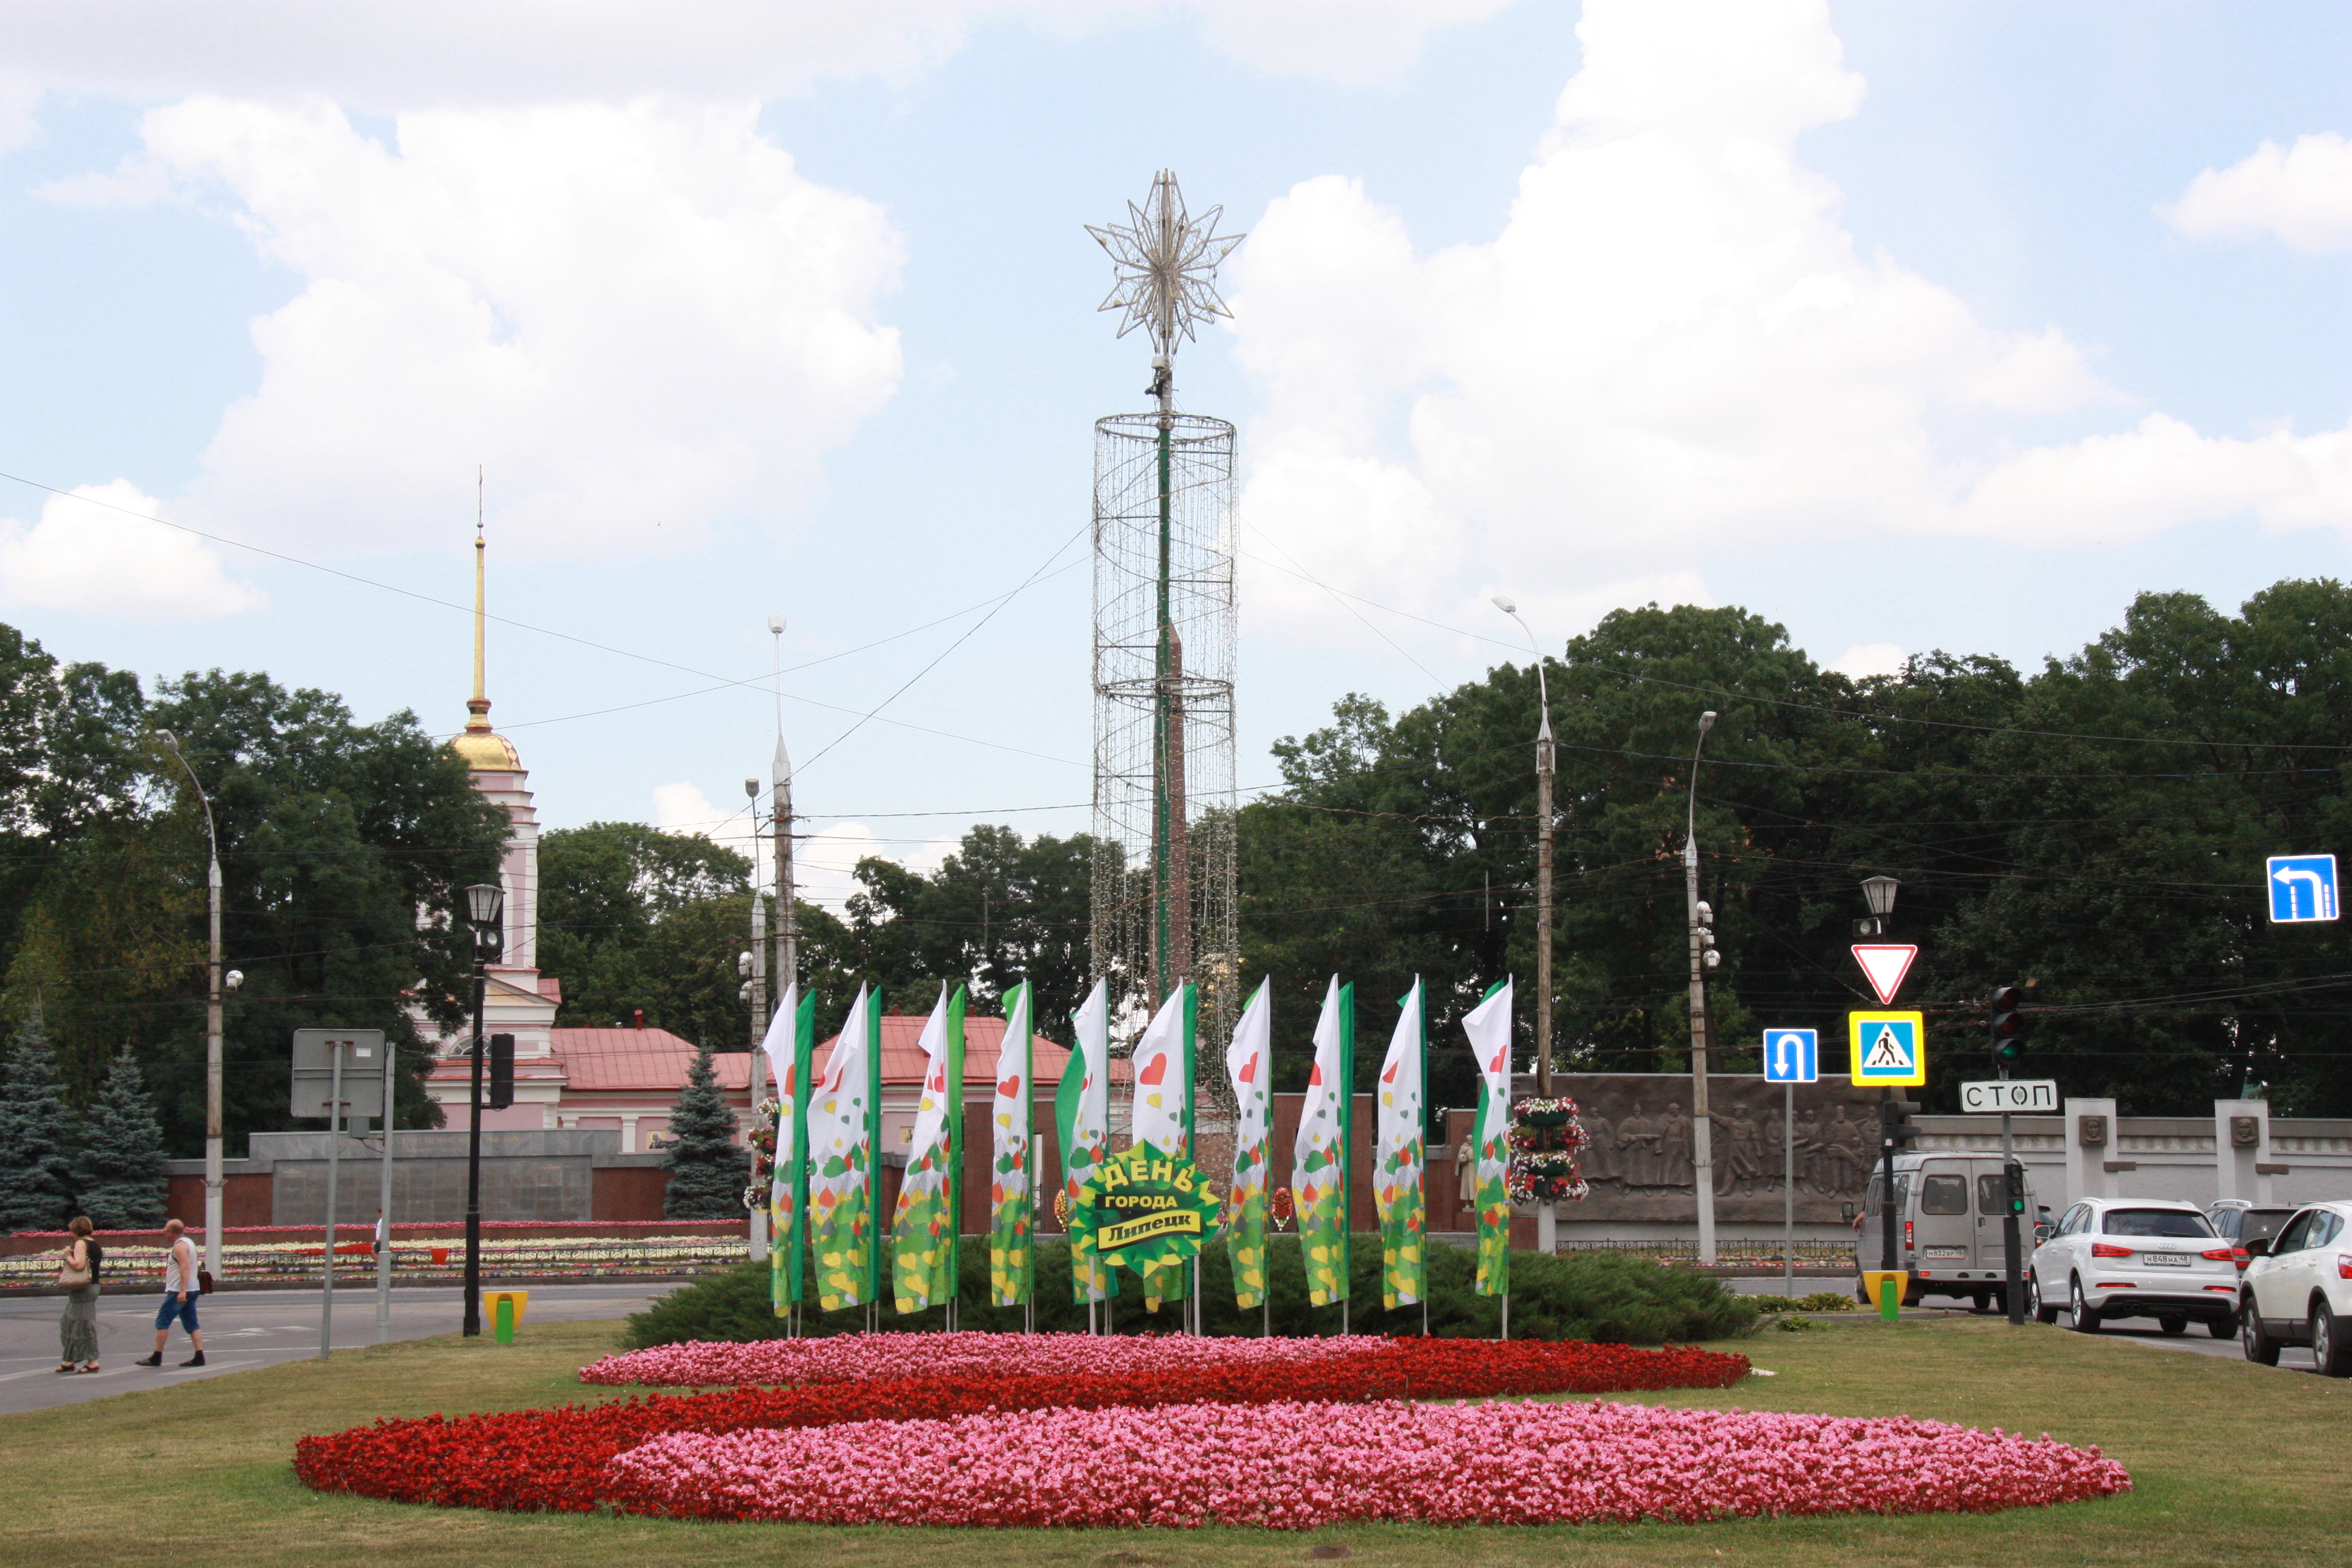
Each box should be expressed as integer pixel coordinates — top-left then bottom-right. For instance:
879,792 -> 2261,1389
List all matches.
2070,1276 -> 2100,1333
2312,1303 -> 2352,1379
2029,1272 -> 2060,1325
2243,1301 -> 2281,1365
2209,1313 -> 2240,1340
2158,1316 -> 2187,1337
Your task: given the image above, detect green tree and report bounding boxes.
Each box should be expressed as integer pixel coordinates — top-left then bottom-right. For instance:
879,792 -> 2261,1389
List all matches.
538,821 -> 754,1044
0,1009 -> 78,1232
662,1041 -> 749,1219
74,1046 -> 167,1230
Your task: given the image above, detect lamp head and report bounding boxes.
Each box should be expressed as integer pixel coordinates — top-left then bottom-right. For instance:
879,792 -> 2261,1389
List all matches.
737,950 -> 753,978
767,614 -> 786,635
1698,710 -> 1718,733
462,883 -> 504,932
224,969 -> 244,992
1490,594 -> 1518,616
744,778 -> 759,799
1860,874 -> 1901,917
157,728 -> 180,754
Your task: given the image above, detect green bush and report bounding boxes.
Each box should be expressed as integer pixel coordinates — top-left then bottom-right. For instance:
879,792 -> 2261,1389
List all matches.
622,1236 -> 1758,1350
1754,1291 -> 1859,1315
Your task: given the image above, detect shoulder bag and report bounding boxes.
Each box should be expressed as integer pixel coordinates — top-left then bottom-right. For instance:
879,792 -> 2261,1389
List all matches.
57,1242 -> 91,1291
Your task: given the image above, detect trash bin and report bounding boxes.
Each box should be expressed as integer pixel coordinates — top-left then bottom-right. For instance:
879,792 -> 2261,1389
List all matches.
484,1289 -> 530,1344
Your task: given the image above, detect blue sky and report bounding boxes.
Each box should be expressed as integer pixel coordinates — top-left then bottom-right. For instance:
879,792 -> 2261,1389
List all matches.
2,1 -> 2346,912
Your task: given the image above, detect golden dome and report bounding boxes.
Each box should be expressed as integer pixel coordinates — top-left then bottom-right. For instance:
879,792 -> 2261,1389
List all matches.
450,697 -> 521,772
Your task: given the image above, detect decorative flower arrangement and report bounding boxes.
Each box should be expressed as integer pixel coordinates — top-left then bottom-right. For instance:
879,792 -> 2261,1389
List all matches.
1268,1185 -> 1295,1232
294,1333 -> 2130,1528
1507,1096 -> 1591,1204
4,1234 -> 746,1289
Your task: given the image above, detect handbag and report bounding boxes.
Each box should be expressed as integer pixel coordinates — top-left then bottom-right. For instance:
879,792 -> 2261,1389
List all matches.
199,1268 -> 215,1294
57,1244 -> 91,1290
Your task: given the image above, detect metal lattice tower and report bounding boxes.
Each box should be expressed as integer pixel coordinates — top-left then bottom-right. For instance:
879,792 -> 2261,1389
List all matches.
1087,171 -> 1243,1058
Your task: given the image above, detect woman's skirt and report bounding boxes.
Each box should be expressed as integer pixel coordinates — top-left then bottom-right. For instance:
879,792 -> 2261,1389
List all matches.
60,1283 -> 101,1363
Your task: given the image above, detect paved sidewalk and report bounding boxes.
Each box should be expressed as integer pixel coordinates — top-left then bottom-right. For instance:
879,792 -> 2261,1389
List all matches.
0,1282 -> 671,1417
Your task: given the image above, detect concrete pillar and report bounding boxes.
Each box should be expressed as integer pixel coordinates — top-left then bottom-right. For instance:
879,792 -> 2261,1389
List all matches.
2064,1098 -> 2118,1207
2213,1098 -> 2272,1205
622,1114 -> 641,1153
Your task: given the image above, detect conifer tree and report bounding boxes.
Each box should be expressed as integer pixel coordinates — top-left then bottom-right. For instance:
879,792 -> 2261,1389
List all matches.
76,1046 -> 167,1231
0,1009 -> 80,1233
662,1041 -> 750,1220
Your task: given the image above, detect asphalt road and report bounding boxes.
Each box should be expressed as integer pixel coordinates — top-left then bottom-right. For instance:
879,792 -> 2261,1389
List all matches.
0,1282 -> 674,1416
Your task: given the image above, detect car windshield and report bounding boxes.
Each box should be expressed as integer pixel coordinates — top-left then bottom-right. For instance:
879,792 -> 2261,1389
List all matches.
2101,1208 -> 2215,1239
2239,1210 -> 2296,1244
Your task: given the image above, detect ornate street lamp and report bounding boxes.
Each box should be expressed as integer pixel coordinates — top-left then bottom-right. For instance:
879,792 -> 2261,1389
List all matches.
460,881 -> 503,1336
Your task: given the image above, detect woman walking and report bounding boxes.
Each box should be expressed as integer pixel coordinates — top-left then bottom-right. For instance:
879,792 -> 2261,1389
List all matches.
57,1216 -> 102,1374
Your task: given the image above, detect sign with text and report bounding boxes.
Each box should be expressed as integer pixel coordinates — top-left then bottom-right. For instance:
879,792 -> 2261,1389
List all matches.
1961,1080 -> 2059,1114
1075,1145 -> 1222,1270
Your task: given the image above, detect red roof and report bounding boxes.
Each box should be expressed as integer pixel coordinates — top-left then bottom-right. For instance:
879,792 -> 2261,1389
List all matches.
554,1027 -> 751,1091
815,1014 -> 1124,1088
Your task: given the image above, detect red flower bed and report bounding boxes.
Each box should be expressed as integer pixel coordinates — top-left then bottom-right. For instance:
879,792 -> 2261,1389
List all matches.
295,1338 -> 1749,1515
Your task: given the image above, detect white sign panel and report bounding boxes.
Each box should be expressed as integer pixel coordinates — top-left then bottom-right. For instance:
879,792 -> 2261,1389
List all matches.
1961,1079 -> 2058,1114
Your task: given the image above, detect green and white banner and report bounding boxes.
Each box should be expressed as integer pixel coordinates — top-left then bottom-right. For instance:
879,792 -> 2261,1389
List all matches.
988,982 -> 1036,1307
763,982 -> 815,1314
1128,983 -> 1194,1306
1293,975 -> 1353,1308
1462,977 -> 1515,1298
1056,978 -> 1112,1304
1376,976 -> 1427,1309
1222,978 -> 1272,1309
892,984 -> 963,1313
808,983 -> 881,1311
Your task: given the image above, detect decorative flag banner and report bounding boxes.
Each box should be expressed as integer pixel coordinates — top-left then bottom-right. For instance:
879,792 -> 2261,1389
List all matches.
763,983 -> 815,1314
1056,979 -> 1113,1305
808,984 -> 880,1311
989,982 -> 1036,1308
1462,977 -> 1515,1298
1293,976 -> 1353,1308
1223,979 -> 1272,1310
1376,977 -> 1427,1310
1129,983 -> 1195,1306
892,986 -> 962,1313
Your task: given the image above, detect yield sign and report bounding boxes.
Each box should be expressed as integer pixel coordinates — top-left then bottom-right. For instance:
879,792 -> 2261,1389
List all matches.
1851,944 -> 1918,1005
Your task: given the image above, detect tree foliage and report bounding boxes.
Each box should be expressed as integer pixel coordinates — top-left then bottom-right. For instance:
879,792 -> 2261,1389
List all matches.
662,1041 -> 750,1220
0,1011 -> 79,1232
538,821 -> 760,1047
75,1046 -> 167,1230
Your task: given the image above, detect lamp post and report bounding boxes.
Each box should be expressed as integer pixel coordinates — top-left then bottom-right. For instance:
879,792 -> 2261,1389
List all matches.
157,731 -> 226,1278
1858,875 -> 1899,939
1491,596 -> 1558,1254
460,881 -> 503,1337
1685,710 -> 1719,1266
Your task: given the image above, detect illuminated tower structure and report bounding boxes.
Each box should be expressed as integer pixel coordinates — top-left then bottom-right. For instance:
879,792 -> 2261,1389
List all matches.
1086,171 -> 1243,1054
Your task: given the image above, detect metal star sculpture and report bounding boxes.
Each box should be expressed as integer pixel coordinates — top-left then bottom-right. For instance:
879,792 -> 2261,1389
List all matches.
1087,170 -> 1245,359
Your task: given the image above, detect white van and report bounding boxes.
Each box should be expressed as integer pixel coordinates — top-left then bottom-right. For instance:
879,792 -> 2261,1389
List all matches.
1852,1151 -> 2040,1312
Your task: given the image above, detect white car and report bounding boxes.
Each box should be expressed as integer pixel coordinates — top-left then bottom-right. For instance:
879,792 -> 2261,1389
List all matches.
2027,1197 -> 2242,1338
2240,1200 -> 2352,1376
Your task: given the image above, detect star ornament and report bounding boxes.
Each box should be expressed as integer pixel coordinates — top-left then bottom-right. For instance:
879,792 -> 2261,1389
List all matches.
1087,168 -> 1245,356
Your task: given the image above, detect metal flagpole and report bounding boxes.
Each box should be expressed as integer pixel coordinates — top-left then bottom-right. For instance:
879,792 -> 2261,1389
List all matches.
321,1041 -> 341,1362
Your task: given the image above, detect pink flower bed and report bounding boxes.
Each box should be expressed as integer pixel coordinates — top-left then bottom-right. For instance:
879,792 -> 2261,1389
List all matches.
605,1397 -> 2130,1528
581,1331 -> 1369,1387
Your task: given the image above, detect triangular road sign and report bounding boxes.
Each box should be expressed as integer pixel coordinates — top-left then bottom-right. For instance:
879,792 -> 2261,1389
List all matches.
1852,944 -> 1918,1006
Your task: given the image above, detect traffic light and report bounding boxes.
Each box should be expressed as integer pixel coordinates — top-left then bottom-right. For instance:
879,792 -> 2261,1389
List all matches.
488,1032 -> 515,1110
1880,1098 -> 1921,1148
1988,984 -> 2026,1064
2004,1162 -> 2027,1217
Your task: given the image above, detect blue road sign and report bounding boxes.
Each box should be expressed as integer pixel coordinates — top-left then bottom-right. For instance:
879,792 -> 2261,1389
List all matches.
1763,1028 -> 1819,1084
2267,854 -> 2339,923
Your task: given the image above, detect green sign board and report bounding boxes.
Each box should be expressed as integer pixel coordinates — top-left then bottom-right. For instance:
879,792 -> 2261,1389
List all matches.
1075,1145 -> 1222,1271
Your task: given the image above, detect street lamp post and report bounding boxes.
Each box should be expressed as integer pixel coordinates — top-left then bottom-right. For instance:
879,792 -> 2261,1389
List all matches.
745,771 -> 769,1264
460,881 -> 503,1337
1492,596 -> 1558,1254
1685,710 -> 1720,1266
157,731 -> 226,1279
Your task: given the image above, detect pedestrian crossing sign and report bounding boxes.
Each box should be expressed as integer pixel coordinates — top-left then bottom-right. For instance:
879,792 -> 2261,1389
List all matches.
1848,1011 -> 1926,1086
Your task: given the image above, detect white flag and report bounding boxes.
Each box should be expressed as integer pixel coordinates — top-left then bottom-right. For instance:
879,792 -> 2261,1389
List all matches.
1131,986 -> 1189,1158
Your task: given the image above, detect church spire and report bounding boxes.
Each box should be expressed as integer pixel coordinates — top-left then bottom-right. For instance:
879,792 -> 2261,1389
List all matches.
451,470 -> 521,772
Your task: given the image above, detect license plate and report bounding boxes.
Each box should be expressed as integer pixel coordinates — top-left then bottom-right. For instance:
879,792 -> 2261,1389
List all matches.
2139,1253 -> 2190,1267
1923,1247 -> 1968,1260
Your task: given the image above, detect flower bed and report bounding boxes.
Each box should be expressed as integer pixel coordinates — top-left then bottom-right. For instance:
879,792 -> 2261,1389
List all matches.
581,1331 -> 1376,1387
0,1233 -> 743,1290
297,1337 -> 1751,1514
609,1400 -> 2130,1527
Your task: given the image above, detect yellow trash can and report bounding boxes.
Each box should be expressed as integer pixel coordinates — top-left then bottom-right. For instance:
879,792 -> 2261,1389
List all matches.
484,1289 -> 530,1343
1861,1270 -> 1908,1321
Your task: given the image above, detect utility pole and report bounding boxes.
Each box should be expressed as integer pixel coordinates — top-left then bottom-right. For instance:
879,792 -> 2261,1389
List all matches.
745,777 -> 768,1264
772,615 -> 793,1007
1492,596 -> 1558,1253
1685,711 -> 1719,1266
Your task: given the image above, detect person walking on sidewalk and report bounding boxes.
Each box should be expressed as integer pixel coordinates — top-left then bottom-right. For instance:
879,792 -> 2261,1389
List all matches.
137,1218 -> 205,1368
57,1216 -> 103,1373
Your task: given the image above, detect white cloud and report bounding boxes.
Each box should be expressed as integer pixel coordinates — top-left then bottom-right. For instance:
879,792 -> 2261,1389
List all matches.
96,97 -> 903,559
1194,0 -> 1514,86
1831,642 -> 1905,680
2162,133 -> 2352,255
0,481 -> 265,620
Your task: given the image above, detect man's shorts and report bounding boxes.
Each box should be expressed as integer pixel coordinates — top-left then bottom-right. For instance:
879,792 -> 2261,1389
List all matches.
155,1292 -> 200,1332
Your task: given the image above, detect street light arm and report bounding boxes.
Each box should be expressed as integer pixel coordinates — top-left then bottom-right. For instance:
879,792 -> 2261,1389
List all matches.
156,733 -> 220,870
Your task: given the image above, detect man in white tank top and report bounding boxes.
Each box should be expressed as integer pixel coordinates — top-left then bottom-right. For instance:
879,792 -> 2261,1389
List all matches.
137,1218 -> 206,1368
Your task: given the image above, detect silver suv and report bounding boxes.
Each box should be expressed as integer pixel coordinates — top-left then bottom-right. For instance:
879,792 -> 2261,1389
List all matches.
2028,1197 -> 2241,1337
2240,1201 -> 2352,1376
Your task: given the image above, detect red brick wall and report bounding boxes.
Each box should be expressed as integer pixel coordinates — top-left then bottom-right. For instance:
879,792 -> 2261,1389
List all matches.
591,1165 -> 669,1222
162,1173 -> 271,1228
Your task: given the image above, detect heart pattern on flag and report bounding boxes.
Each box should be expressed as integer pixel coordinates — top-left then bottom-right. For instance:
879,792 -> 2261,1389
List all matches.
998,1074 -> 1020,1099
1138,1053 -> 1168,1086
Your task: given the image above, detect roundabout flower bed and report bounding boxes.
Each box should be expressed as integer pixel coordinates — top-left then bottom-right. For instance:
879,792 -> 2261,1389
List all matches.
296,1331 -> 2128,1529
610,1400 -> 2130,1528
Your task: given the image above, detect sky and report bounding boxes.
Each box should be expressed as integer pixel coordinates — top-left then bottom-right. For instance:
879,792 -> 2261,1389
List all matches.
2,1 -> 2347,918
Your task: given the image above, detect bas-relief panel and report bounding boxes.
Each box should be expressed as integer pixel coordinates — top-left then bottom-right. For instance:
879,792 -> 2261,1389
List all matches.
1549,1076 -> 1886,1224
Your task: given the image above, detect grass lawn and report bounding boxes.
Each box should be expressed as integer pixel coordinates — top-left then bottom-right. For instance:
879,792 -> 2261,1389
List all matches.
6,1314 -> 2345,1568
